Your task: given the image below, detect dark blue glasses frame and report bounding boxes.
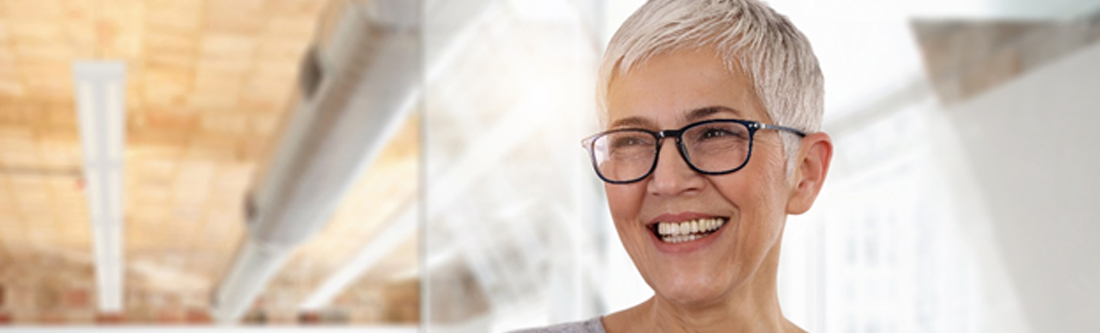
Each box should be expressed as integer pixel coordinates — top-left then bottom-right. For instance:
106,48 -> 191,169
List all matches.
581,119 -> 807,184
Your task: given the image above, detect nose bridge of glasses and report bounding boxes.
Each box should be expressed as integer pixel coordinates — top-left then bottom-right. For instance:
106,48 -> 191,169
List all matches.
647,129 -> 704,192
654,129 -> 682,141
653,130 -> 692,168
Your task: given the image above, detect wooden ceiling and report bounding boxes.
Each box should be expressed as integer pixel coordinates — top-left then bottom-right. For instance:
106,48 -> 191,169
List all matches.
0,0 -> 420,324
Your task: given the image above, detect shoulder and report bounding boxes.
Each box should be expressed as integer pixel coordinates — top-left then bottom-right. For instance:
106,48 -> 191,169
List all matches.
509,317 -> 606,333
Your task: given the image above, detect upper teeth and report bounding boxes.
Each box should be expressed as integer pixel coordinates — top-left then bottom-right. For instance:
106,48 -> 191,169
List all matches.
657,218 -> 725,236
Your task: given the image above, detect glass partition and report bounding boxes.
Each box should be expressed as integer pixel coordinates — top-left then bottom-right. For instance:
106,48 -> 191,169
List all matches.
421,1 -> 615,331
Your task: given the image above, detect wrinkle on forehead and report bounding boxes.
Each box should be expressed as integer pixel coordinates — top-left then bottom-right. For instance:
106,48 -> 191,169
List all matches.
608,106 -> 749,130
605,48 -> 770,131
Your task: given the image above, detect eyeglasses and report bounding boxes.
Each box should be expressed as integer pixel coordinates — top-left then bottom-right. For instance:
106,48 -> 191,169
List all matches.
581,119 -> 807,184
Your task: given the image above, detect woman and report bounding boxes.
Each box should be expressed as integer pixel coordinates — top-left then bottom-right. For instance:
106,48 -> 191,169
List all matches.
518,0 -> 832,332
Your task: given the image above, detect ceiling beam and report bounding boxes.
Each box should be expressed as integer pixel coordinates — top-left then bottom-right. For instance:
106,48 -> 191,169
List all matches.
912,9 -> 1100,105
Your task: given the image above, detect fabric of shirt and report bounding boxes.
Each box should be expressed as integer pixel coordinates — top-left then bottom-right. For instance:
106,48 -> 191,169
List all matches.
509,317 -> 607,333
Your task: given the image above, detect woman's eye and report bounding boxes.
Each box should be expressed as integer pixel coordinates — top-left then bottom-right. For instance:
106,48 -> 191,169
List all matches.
699,128 -> 740,140
703,129 -> 728,138
613,137 -> 647,148
692,125 -> 747,143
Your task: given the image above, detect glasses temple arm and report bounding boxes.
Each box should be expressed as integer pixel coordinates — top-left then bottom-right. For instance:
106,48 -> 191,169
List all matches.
761,123 -> 808,137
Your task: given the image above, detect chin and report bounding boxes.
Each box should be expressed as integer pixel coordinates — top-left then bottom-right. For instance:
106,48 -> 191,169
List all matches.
650,267 -> 736,308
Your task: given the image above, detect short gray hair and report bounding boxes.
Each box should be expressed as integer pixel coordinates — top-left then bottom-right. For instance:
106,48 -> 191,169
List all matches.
597,0 -> 824,171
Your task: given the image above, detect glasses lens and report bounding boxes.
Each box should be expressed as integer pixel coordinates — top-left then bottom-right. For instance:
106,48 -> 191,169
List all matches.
682,121 -> 751,173
592,130 -> 656,182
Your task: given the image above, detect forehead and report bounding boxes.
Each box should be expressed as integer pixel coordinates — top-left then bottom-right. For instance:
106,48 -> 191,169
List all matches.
605,48 -> 769,129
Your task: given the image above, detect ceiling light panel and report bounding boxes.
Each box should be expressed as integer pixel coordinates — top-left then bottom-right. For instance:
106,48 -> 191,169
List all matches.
73,61 -> 127,313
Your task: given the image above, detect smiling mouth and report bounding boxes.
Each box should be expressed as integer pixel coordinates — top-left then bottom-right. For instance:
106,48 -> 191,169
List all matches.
648,217 -> 728,244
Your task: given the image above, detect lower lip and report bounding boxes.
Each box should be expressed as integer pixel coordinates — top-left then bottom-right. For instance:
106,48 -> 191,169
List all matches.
649,221 -> 729,254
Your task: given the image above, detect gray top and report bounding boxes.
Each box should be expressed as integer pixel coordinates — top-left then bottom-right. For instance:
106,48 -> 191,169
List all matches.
510,317 -> 607,333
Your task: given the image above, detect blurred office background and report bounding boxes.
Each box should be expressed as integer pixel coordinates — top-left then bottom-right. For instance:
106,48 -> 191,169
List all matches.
0,0 -> 1098,332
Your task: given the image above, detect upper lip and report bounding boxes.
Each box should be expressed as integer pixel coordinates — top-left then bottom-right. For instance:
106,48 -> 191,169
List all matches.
647,212 -> 728,226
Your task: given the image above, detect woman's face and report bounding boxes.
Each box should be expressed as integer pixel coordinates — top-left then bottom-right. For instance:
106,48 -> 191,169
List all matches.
605,48 -> 792,308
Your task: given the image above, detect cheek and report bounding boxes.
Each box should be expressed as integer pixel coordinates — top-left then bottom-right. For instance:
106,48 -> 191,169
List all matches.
744,141 -> 788,202
605,183 -> 644,221
747,158 -> 790,244
714,146 -> 789,234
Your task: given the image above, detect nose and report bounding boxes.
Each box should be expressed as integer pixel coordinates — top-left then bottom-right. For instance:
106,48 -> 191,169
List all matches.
646,139 -> 705,196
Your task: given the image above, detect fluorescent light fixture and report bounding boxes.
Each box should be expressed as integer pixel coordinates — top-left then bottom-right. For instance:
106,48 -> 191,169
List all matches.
213,0 -> 421,323
73,61 -> 127,313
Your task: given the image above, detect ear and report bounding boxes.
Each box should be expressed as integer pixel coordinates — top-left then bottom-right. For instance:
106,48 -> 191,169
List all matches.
786,132 -> 833,215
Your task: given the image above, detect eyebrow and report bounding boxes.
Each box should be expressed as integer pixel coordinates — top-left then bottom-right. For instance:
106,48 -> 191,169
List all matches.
608,116 -> 654,129
685,106 -> 743,122
608,105 -> 744,129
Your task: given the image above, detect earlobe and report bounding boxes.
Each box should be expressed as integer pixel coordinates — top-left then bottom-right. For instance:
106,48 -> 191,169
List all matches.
786,132 -> 833,215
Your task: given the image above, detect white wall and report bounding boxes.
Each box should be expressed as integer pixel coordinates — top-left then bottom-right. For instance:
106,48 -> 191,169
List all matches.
775,40 -> 1100,333
943,41 -> 1100,332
